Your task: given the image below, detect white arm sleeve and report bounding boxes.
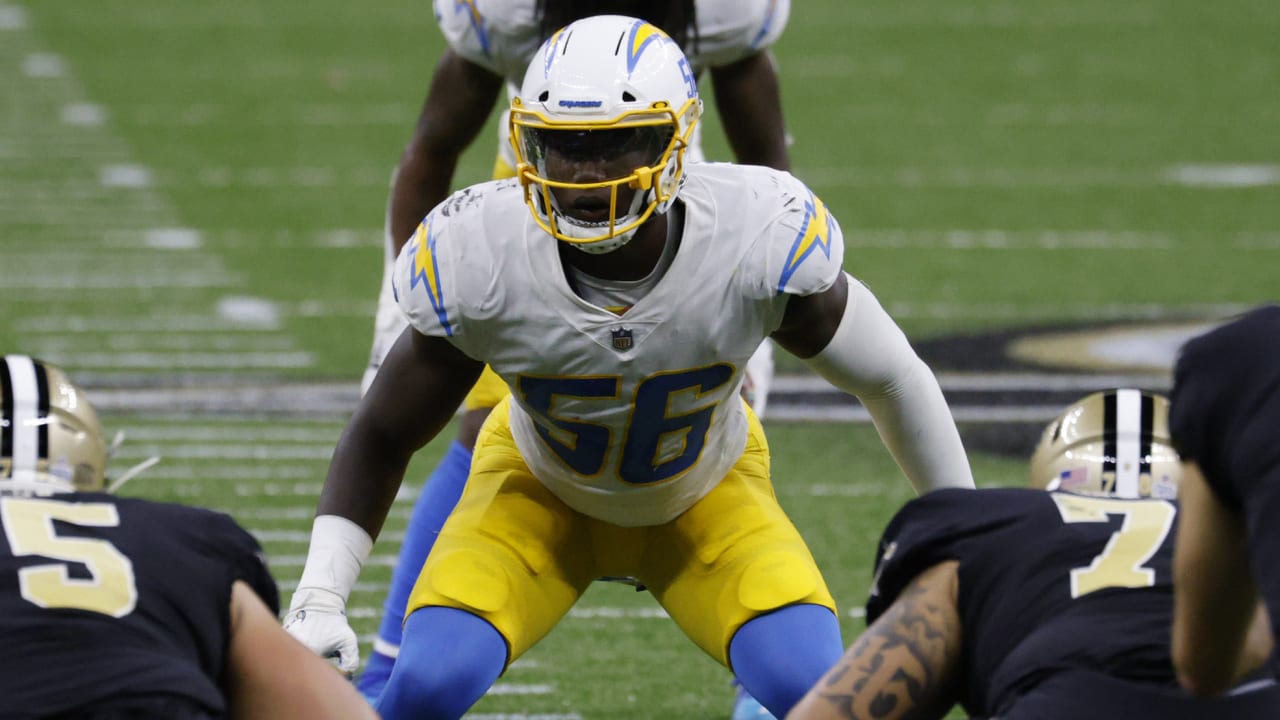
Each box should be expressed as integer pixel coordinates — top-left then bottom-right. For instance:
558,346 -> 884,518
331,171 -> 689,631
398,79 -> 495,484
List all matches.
293,514 -> 374,603
802,275 -> 974,493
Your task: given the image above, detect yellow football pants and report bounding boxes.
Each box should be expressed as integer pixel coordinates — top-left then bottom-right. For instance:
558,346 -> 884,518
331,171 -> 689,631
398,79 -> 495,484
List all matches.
407,397 -> 836,668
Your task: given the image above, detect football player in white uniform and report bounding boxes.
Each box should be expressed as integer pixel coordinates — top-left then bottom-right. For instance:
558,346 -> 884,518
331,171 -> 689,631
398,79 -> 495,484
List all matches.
360,0 -> 793,706
288,16 -> 974,719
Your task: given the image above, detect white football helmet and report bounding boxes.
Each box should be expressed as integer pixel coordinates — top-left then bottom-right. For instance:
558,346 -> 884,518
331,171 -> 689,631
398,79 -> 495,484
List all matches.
510,14 -> 702,253
1030,389 -> 1182,499
1,355 -> 108,494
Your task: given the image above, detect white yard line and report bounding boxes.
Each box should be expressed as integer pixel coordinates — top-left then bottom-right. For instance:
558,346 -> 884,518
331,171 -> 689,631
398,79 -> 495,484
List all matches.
789,6 -> 1158,33
228,506 -> 414,521
768,404 -> 1074,424
120,425 -> 339,442
61,101 -> 105,126
124,101 -> 409,127
250,529 -> 405,544
775,372 -> 1173,394
27,334 -> 298,352
803,164 -> 1280,190
0,271 -> 234,290
95,162 -> 1280,191
803,483 -> 902,498
31,351 -> 314,370
87,371 -> 1177,420
0,4 -> 27,29
15,316 -> 285,332
804,165 -> 1158,189
271,555 -> 414,568
141,466 -> 318,481
112,444 -> 332,461
1168,164 -> 1280,188
485,685 -> 557,696
55,226 -> 1277,252
885,301 -> 1251,323
0,6 -> 311,375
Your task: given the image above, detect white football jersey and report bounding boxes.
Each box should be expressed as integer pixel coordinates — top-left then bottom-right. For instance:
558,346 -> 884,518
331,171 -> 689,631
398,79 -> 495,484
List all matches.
394,163 -> 841,526
433,0 -> 791,168
433,0 -> 790,82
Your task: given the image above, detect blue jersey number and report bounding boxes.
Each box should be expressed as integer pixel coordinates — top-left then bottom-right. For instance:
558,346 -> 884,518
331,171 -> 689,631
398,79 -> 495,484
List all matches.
517,364 -> 734,484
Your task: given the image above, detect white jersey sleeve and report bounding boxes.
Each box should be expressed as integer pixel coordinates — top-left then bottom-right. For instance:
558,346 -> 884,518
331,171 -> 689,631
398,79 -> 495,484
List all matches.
432,0 -> 542,84
690,0 -> 791,70
737,170 -> 846,332
804,278 -> 976,493
391,183 -> 505,360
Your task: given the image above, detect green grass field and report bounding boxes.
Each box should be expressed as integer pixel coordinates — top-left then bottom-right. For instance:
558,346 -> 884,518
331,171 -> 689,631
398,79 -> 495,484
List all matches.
2,0 -> 1277,717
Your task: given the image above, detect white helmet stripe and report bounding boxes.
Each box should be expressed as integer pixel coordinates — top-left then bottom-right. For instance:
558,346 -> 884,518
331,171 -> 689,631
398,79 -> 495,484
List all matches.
1113,388 -> 1143,498
2,355 -> 43,479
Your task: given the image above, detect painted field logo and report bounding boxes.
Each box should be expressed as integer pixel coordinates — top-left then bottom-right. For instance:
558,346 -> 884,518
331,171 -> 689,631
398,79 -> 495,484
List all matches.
610,327 -> 634,351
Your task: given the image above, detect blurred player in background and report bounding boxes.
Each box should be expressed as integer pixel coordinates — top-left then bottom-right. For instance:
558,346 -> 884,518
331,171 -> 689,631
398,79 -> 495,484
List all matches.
789,389 -> 1280,720
0,354 -> 377,720
359,0 -> 794,709
1168,304 -> 1280,697
285,15 -> 972,719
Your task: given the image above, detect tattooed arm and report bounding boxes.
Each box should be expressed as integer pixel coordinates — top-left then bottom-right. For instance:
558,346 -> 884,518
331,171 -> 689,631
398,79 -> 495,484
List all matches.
787,561 -> 962,720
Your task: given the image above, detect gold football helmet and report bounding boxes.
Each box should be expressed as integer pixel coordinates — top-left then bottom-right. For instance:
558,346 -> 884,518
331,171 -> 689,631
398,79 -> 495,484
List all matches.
510,15 -> 702,253
1030,388 -> 1181,499
1,355 -> 108,494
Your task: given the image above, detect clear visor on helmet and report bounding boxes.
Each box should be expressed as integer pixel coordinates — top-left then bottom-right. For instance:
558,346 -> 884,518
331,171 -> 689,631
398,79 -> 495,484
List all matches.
520,125 -> 675,182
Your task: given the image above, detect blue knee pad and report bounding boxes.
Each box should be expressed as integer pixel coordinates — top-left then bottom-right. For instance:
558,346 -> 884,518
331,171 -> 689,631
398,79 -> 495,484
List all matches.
375,607 -> 508,720
728,604 -> 844,719
358,441 -> 472,699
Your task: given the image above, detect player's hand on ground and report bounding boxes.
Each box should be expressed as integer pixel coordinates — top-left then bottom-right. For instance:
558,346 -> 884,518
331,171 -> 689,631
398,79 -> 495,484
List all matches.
283,587 -> 360,674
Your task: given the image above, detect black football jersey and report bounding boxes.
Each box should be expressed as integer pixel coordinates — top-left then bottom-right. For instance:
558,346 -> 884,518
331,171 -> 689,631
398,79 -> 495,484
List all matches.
866,487 -> 1181,718
0,492 -> 277,719
1170,303 -> 1280,661
1170,303 -> 1280,512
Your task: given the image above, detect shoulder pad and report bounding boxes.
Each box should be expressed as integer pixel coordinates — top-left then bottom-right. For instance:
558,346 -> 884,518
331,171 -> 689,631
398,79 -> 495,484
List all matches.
692,0 -> 791,68
434,0 -> 539,80
739,171 -> 844,298
395,208 -> 460,339
393,183 -> 512,343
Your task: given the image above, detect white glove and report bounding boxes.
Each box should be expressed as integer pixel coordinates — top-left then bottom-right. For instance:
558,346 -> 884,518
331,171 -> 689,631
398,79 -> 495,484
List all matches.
361,252 -> 410,395
283,587 -> 360,674
283,515 -> 374,674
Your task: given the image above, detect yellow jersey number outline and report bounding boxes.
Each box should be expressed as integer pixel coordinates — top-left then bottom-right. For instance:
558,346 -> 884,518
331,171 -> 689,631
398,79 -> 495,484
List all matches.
517,364 -> 734,484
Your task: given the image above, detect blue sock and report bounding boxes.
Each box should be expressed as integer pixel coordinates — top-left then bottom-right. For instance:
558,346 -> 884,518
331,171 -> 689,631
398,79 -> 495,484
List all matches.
375,607 -> 507,720
358,440 -> 473,700
728,604 -> 844,718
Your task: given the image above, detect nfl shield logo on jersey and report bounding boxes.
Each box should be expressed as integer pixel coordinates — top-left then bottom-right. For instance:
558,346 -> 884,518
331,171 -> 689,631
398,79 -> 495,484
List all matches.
610,327 -> 634,351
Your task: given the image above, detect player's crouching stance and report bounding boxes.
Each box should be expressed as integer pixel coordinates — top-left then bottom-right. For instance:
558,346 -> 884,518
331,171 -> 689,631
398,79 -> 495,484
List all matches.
284,15 -> 972,720
0,355 -> 377,720
788,389 -> 1280,720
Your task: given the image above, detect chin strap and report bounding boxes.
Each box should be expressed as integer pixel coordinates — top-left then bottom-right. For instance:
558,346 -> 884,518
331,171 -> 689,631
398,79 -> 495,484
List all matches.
104,430 -> 161,493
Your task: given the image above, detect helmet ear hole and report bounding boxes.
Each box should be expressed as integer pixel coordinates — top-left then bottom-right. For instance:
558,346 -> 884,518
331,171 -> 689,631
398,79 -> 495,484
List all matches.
622,91 -> 635,102
539,91 -> 549,101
